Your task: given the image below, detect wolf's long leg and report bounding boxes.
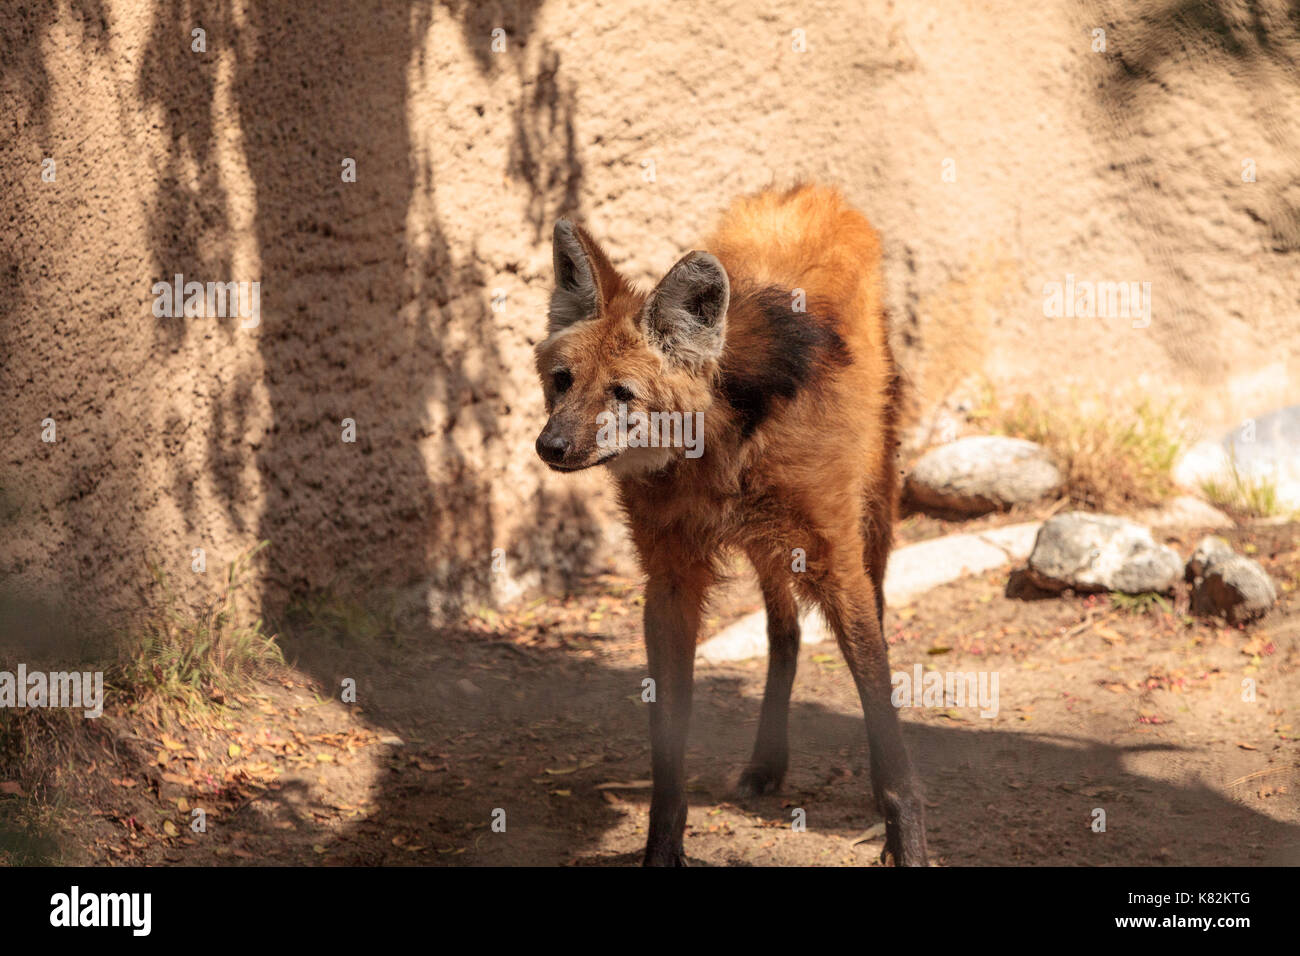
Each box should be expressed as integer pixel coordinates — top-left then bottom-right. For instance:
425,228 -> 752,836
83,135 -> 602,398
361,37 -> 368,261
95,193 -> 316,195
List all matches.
642,567 -> 708,866
737,557 -> 801,796
815,561 -> 928,867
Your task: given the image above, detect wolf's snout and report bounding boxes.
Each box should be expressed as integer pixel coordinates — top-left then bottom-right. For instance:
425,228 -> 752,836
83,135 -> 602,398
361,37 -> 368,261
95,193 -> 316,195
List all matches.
535,429 -> 570,465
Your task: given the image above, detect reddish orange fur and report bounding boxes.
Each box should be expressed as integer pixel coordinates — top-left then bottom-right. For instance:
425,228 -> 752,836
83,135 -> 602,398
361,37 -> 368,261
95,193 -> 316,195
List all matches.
534,183 -> 924,866
536,183 -> 897,608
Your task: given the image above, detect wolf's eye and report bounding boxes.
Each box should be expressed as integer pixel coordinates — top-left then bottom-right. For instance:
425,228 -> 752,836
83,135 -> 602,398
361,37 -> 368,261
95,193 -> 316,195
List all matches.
552,370 -> 573,394
612,384 -> 636,403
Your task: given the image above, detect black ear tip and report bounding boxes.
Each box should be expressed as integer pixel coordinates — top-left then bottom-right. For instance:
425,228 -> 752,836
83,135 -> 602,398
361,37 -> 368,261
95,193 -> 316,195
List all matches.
554,219 -> 575,239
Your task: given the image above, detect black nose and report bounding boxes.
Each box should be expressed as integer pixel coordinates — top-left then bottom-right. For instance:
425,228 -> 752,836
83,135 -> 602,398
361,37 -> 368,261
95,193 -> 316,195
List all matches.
535,431 -> 570,464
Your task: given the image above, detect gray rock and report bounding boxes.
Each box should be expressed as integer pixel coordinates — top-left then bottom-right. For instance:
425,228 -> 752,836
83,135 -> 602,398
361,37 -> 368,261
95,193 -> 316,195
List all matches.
1138,495 -> 1233,529
1186,537 -> 1277,624
906,436 -> 1062,514
1186,535 -> 1234,580
1027,512 -> 1183,594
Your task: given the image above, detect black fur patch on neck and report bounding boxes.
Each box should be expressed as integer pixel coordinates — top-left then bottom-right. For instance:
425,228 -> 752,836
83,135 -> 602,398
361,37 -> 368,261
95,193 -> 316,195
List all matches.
718,285 -> 851,438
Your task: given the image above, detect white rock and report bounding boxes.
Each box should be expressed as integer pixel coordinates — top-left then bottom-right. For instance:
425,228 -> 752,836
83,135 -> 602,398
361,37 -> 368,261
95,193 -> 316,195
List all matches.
1027,512 -> 1182,594
696,607 -> 831,664
696,522 -> 1041,662
1137,495 -> 1232,529
1174,406 -> 1300,511
884,522 -> 1041,605
906,436 -> 1061,514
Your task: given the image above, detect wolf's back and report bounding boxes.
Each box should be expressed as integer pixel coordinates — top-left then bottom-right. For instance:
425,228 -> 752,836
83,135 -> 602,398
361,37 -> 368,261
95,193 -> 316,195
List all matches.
706,183 -> 888,357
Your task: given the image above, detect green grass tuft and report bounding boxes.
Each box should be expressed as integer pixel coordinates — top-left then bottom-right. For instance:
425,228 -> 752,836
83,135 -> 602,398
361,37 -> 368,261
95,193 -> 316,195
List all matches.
991,392 -> 1184,511
1199,457 -> 1287,519
113,541 -> 283,710
1109,591 -> 1172,615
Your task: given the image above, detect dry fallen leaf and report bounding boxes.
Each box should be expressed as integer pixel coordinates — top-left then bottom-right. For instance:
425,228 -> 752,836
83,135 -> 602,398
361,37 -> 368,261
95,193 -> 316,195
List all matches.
1094,625 -> 1125,645
850,823 -> 887,846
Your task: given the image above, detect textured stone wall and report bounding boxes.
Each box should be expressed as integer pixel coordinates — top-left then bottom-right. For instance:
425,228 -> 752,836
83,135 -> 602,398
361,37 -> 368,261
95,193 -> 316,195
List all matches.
2,0 -> 1297,625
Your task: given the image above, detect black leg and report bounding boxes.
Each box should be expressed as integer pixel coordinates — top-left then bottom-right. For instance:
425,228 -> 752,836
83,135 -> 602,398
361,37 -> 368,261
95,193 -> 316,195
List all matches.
738,573 -> 800,796
821,581 -> 928,866
642,572 -> 704,866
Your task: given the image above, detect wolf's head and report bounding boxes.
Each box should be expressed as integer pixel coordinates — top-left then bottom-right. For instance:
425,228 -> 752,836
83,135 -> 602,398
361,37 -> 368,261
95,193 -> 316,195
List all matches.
533,220 -> 729,476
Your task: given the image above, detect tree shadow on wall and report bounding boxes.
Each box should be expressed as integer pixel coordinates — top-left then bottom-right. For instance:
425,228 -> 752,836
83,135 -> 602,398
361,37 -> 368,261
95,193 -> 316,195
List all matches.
437,0 -> 547,74
509,41 -> 585,242
129,0 -> 601,631
0,0 -> 614,868
0,1 -> 110,143
440,1 -> 584,239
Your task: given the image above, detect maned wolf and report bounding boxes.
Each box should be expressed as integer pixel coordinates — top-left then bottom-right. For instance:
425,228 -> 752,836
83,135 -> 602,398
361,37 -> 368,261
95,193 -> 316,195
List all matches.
533,183 -> 927,867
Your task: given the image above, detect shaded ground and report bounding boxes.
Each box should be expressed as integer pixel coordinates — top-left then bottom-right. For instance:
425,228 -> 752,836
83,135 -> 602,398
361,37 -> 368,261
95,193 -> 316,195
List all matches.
4,522 -> 1298,867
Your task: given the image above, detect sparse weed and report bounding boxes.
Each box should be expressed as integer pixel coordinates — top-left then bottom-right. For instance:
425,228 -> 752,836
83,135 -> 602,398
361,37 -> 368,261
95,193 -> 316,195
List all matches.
1110,591 -> 1172,615
1200,457 -> 1287,519
993,392 -> 1184,510
113,541 -> 282,710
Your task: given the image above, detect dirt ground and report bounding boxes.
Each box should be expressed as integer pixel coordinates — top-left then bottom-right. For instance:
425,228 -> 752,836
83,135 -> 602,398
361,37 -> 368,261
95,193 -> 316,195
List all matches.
5,519 -> 1297,867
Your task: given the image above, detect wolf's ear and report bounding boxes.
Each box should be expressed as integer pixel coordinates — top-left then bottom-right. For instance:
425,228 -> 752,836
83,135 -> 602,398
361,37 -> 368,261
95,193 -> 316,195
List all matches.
549,220 -> 623,334
643,251 -> 730,368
